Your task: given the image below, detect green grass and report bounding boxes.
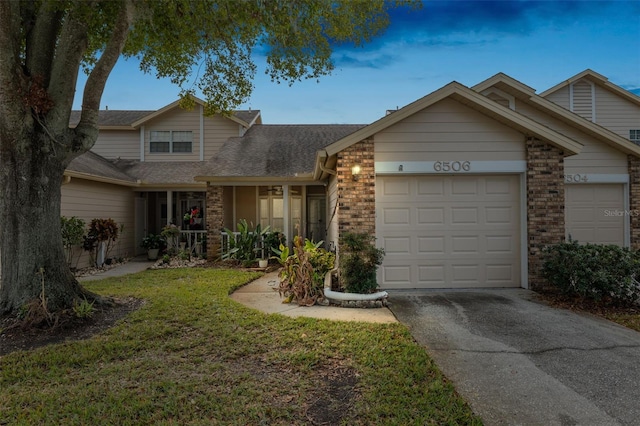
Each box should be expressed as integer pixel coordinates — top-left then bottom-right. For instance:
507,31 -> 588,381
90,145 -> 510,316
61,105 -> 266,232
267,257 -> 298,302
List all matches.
0,268 -> 481,425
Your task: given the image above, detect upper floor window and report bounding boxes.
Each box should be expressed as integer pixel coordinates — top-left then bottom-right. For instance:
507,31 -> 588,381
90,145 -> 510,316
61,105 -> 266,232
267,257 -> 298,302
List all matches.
150,130 -> 193,153
630,130 -> 640,145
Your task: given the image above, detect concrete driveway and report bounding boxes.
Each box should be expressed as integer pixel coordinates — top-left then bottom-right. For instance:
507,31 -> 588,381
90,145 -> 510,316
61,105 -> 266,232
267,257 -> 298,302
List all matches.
387,289 -> 640,426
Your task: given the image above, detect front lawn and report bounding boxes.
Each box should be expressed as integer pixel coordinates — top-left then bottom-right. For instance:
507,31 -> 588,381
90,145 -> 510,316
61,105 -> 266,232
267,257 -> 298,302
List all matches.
0,268 -> 481,425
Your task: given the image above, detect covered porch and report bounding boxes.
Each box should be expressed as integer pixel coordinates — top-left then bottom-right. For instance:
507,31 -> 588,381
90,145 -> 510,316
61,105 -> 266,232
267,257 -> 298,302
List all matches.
134,189 -> 207,256
208,183 -> 331,258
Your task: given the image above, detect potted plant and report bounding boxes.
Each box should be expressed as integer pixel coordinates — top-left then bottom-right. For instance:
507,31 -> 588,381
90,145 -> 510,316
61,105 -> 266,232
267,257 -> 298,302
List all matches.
141,234 -> 164,260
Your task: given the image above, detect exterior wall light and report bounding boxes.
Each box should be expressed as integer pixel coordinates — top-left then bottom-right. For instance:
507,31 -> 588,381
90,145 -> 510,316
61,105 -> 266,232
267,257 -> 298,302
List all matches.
351,164 -> 361,181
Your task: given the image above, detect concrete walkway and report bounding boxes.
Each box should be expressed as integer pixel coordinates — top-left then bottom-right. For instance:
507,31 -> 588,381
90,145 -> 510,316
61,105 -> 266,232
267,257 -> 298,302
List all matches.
77,257 -> 155,282
388,289 -> 640,426
231,271 -> 398,323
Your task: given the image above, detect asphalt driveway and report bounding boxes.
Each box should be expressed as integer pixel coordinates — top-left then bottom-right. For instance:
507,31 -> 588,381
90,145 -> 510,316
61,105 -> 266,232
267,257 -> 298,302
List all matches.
388,289 -> 640,426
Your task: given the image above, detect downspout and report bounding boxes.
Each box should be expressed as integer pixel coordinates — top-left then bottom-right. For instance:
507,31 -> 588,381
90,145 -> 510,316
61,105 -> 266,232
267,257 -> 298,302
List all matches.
323,269 -> 388,302
318,150 -> 337,176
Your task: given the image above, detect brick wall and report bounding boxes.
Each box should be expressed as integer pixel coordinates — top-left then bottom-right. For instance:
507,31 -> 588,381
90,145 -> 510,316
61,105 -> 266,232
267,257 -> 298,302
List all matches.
526,138 -> 566,290
206,183 -> 224,260
336,139 -> 376,246
629,155 -> 640,250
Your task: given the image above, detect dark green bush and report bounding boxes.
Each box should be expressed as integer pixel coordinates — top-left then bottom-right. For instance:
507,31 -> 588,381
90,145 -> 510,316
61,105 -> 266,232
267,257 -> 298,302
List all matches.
340,232 -> 385,294
542,240 -> 640,305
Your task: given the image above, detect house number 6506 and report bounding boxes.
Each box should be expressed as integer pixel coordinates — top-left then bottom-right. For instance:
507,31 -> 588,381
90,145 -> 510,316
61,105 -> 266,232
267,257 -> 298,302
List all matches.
433,161 -> 471,172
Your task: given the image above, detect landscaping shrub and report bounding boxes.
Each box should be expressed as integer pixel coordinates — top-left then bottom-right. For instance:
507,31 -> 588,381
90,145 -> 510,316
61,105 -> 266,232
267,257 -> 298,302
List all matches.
542,240 -> 640,305
340,233 -> 385,294
277,236 -> 336,306
60,216 -> 85,269
223,219 -> 270,266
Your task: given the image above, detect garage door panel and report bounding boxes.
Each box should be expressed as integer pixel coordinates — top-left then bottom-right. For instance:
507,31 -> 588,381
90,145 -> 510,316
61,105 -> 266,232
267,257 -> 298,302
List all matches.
382,236 -> 412,254
382,207 -> 411,225
486,207 -> 513,224
377,175 -> 520,289
451,179 -> 478,195
417,207 -> 445,224
418,236 -> 445,253
451,236 -> 479,254
417,179 -> 444,196
452,207 -> 479,224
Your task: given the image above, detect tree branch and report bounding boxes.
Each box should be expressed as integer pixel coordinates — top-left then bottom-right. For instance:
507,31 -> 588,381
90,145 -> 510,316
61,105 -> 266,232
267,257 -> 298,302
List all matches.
25,3 -> 63,84
76,0 -> 136,144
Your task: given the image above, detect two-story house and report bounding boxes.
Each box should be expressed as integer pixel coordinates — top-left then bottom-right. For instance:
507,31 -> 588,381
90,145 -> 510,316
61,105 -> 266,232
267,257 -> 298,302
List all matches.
65,70 -> 640,291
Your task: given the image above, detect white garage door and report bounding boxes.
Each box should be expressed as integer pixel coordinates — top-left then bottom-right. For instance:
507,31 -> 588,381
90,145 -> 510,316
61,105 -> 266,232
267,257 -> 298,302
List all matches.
376,175 -> 521,289
565,184 -> 625,246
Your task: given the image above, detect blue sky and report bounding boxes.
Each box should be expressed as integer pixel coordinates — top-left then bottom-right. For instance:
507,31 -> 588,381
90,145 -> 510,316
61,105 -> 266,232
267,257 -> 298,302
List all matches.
75,0 -> 640,124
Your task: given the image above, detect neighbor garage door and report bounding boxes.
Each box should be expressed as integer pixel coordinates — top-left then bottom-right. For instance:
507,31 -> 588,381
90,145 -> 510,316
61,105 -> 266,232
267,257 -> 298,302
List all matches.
376,175 -> 521,289
565,184 -> 625,246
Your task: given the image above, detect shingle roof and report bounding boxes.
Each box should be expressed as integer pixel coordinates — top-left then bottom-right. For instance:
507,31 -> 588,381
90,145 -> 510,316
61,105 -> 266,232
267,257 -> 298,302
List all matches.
114,159 -> 206,185
69,109 -> 261,128
200,124 -> 364,178
66,151 -> 137,182
69,110 -> 155,127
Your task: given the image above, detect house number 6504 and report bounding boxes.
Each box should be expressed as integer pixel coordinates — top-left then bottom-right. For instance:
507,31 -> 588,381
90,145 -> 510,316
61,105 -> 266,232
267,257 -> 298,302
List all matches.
433,161 -> 471,172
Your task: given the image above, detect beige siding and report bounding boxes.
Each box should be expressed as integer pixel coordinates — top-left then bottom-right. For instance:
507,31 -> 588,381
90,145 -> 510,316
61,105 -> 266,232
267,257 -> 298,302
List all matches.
203,114 -> 242,158
593,84 -> 640,140
144,107 -> 240,162
234,187 -> 257,229
544,86 -> 571,110
91,129 -> 139,159
61,179 -> 135,269
375,98 -> 525,162
515,102 -> 628,174
222,186 -> 234,229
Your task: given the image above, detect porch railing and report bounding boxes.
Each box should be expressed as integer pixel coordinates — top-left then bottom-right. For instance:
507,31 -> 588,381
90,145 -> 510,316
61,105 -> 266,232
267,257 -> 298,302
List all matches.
174,230 -> 207,256
220,232 -> 269,259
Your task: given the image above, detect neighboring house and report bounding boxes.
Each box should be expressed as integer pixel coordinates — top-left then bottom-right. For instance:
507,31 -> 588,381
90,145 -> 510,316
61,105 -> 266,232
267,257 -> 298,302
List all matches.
65,70 -> 640,291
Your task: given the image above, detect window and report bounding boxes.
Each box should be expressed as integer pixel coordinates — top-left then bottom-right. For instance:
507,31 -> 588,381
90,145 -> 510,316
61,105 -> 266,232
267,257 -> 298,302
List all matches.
630,130 -> 640,145
150,130 -> 193,153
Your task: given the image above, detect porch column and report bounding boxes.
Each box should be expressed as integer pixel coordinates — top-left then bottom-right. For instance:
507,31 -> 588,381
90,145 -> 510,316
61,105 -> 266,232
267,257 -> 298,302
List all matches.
206,183 -> 224,260
166,190 -> 173,226
283,184 -> 290,240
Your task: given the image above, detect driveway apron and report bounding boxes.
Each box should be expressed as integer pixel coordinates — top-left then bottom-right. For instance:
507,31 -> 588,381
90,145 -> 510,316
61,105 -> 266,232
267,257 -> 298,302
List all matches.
388,289 -> 640,426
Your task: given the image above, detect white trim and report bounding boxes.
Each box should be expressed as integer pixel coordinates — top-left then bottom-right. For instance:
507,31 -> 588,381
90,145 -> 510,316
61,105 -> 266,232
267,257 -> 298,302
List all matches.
569,83 -> 574,112
140,126 -> 145,162
283,184 -> 290,241
591,82 -> 596,123
563,174 -> 629,184
624,182 -> 630,248
481,87 -> 515,110
520,173 -> 528,289
199,105 -> 204,161
166,190 -> 173,226
375,160 -> 526,174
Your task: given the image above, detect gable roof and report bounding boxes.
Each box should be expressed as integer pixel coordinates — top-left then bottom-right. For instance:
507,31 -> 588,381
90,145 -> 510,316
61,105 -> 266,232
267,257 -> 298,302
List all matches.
473,72 -> 640,157
539,69 -> 640,108
130,97 -> 260,128
322,81 -> 584,158
196,124 -> 364,181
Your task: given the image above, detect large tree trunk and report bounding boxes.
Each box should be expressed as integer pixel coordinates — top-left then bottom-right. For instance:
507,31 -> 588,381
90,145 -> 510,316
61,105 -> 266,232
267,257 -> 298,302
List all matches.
0,129 -> 91,315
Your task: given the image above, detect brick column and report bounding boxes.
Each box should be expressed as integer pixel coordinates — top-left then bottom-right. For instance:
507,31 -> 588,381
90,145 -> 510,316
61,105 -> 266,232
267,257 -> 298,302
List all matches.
336,139 -> 376,244
629,155 -> 640,250
526,138 -> 565,290
206,184 -> 224,260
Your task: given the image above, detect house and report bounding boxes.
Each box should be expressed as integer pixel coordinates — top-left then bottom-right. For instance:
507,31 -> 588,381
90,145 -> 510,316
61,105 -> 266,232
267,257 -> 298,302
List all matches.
63,100 -> 261,266
66,70 -> 640,291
